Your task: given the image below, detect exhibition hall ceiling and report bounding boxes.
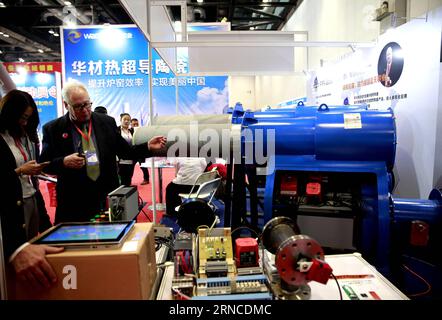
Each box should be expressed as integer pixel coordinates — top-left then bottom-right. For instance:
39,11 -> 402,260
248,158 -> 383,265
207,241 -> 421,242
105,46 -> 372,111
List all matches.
0,0 -> 302,62
170,0 -> 303,31
0,0 -> 133,62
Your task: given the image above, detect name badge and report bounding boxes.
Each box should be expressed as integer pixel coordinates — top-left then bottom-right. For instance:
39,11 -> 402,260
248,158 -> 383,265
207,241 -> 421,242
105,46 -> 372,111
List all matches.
85,151 -> 99,166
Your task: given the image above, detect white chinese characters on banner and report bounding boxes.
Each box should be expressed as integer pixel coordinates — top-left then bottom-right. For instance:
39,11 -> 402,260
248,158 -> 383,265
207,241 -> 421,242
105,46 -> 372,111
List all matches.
87,78 -> 144,88
71,59 -> 150,77
176,59 -> 187,74
151,57 -> 205,87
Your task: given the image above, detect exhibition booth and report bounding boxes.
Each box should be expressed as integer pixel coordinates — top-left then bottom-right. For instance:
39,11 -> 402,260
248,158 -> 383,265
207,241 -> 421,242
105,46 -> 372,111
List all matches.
1,0 -> 442,302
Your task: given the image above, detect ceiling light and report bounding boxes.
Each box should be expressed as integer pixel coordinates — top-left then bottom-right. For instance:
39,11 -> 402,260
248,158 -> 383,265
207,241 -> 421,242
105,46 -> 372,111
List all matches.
38,49 -> 44,53
53,32 -> 60,37
0,32 -> 3,35
0,50 -> 3,54
48,29 -> 54,34
196,0 -> 203,3
18,58 -> 25,62
3,34 -> 9,38
0,2 -> 6,8
65,21 -> 77,28
64,1 -> 72,5
249,27 -> 255,30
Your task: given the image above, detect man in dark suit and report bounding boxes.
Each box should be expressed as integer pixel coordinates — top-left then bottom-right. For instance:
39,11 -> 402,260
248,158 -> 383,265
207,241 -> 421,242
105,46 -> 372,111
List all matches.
40,81 -> 166,223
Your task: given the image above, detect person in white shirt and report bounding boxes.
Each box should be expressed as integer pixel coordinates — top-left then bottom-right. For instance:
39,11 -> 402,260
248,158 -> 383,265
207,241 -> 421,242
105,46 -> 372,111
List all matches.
131,118 -> 149,185
165,157 -> 207,216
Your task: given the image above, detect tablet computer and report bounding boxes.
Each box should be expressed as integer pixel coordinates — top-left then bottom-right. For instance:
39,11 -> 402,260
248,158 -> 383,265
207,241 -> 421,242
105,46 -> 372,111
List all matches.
33,220 -> 136,249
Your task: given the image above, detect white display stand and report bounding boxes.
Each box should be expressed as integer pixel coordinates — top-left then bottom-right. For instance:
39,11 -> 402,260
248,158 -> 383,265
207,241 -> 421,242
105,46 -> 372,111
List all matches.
141,158 -> 174,211
310,253 -> 409,300
156,252 -> 409,300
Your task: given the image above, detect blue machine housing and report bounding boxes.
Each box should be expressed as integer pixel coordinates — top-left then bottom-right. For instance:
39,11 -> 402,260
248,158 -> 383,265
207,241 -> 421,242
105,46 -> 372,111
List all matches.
240,104 -> 396,168
230,102 -> 441,280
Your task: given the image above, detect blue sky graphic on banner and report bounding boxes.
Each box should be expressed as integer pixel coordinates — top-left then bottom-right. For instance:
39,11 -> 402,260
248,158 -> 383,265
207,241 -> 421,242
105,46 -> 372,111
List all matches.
63,25 -> 149,125
177,76 -> 228,114
10,72 -> 58,137
153,47 -> 228,115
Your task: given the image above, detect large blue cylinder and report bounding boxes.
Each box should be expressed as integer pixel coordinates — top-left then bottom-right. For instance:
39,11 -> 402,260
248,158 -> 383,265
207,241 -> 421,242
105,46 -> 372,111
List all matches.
246,116 -> 316,156
315,108 -> 396,168
241,105 -> 396,167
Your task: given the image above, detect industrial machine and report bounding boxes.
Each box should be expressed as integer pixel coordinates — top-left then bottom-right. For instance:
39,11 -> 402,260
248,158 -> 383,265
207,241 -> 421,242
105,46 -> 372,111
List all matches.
262,216 -> 333,300
169,220 -> 330,300
168,227 -> 272,300
134,102 -> 442,297
232,103 -> 441,291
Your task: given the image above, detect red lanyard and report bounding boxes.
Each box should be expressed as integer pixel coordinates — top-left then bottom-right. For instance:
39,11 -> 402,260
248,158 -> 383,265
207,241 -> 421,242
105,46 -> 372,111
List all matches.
14,138 -> 28,162
74,118 -> 92,142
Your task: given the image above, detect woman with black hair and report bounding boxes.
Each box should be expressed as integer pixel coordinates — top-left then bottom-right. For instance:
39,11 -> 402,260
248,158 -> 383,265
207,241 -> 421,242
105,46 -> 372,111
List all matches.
117,112 -> 136,186
0,89 -> 62,289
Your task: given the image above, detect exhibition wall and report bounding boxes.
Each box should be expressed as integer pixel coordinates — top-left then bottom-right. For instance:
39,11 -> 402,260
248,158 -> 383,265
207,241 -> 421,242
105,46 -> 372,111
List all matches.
230,0 -> 380,109
231,0 -> 442,110
254,74 -> 306,110
283,0 -> 380,69
305,6 -> 442,199
408,0 -> 442,17
228,76 -> 256,110
433,14 -> 442,190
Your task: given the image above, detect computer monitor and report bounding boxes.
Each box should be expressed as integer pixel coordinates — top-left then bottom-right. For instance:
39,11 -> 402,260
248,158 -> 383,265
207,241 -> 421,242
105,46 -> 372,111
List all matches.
33,220 -> 135,249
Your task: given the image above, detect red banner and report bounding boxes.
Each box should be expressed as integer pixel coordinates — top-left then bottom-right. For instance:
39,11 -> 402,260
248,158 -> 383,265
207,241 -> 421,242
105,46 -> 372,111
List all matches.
3,62 -> 62,73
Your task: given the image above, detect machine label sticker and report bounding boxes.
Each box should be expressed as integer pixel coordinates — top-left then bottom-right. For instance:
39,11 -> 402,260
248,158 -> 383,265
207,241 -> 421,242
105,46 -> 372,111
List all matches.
344,113 -> 362,129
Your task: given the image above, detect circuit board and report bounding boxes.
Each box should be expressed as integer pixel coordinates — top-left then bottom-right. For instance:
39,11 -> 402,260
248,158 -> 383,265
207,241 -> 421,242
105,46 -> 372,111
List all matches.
198,228 -> 236,278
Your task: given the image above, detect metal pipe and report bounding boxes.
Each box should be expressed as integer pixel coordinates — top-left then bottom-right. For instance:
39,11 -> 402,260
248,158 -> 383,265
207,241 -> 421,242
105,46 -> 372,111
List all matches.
133,123 -> 232,158
261,216 -> 300,254
134,105 -> 396,166
393,198 -> 442,223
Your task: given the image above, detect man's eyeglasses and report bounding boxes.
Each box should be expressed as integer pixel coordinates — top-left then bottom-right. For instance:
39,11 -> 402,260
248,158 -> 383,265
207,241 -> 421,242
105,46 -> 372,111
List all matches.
70,101 -> 93,111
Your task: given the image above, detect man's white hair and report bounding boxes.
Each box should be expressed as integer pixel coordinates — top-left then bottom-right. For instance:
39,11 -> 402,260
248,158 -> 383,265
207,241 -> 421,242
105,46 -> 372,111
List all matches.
62,80 -> 88,105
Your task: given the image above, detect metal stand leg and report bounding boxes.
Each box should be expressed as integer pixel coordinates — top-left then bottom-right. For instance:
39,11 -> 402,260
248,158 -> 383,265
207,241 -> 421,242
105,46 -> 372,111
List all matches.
148,166 -> 166,211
